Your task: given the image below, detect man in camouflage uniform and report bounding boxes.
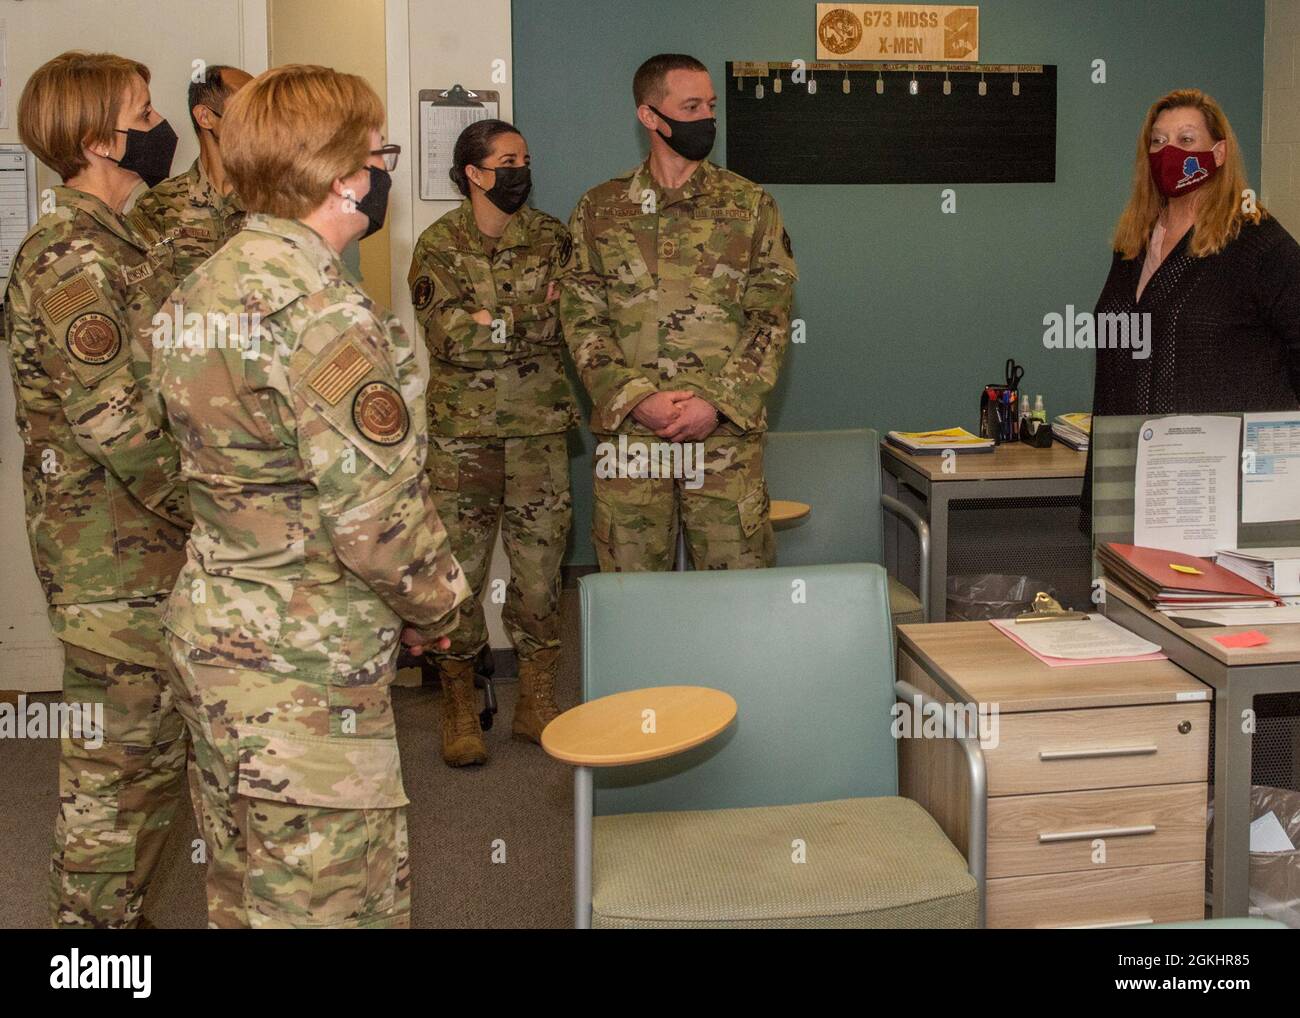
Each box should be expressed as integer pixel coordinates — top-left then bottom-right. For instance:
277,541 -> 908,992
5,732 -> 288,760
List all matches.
129,65 -> 252,295
409,158 -> 577,765
158,64 -> 469,926
561,54 -> 798,571
4,52 -> 190,928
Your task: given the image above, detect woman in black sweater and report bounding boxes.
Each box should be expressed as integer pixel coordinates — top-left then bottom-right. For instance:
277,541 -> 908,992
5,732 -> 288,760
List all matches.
1093,88 -> 1300,418
1085,89 -> 1300,536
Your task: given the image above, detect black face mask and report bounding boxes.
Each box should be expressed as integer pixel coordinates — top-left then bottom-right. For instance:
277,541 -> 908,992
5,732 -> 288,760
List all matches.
354,166 -> 391,239
647,105 -> 716,161
112,120 -> 178,188
476,164 -> 531,214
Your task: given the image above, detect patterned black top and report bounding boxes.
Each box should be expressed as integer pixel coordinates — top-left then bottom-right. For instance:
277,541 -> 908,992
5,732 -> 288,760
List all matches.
1092,215 -> 1300,417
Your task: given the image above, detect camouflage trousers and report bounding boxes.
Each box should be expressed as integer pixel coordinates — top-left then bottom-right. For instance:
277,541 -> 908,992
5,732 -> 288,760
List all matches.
426,433 -> 571,660
591,432 -> 774,571
167,636 -> 411,928
50,640 -> 188,928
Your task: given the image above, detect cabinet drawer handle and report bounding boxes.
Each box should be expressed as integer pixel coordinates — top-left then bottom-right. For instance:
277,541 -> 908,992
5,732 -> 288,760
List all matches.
1039,745 -> 1158,761
1038,824 -> 1157,844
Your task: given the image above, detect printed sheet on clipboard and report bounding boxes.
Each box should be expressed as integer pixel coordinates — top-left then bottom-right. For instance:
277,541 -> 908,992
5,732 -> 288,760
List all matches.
418,86 -> 500,201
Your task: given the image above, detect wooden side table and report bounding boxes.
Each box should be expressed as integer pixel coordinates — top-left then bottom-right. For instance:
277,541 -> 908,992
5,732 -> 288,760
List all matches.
896,620 -> 1211,928
541,686 -> 738,927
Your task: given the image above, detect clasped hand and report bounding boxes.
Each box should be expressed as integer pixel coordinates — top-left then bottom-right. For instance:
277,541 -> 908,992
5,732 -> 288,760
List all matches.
631,390 -> 719,442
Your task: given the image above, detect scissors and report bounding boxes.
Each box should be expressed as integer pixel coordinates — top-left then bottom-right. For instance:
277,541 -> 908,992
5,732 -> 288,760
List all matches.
1004,358 -> 1025,389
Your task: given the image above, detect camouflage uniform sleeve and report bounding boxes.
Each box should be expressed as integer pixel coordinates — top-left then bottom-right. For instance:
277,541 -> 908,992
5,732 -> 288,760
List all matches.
499,222 -> 568,347
408,240 -> 526,368
679,191 -> 798,431
559,196 -> 659,430
28,250 -> 191,527
293,301 -> 470,637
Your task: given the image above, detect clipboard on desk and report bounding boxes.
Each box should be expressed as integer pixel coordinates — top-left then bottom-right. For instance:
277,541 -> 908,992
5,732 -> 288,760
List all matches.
418,85 -> 500,201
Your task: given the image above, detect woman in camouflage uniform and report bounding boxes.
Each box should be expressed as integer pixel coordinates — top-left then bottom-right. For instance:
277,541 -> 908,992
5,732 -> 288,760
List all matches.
408,120 -> 577,766
158,65 -> 468,927
5,51 -> 188,928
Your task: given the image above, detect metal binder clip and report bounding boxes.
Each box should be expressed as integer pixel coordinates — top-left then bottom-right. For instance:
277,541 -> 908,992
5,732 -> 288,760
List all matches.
1014,592 -> 1088,624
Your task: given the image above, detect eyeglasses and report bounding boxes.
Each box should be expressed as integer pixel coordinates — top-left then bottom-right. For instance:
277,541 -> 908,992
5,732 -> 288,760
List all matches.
371,144 -> 401,172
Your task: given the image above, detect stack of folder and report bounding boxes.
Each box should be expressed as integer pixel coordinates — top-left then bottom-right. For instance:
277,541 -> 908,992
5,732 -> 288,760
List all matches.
1098,543 -> 1284,610
1215,548 -> 1300,597
1053,412 -> 1091,451
885,427 -> 994,455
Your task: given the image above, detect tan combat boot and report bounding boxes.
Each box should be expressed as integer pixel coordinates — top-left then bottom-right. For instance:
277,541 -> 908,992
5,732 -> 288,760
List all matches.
512,648 -> 562,744
439,658 -> 487,766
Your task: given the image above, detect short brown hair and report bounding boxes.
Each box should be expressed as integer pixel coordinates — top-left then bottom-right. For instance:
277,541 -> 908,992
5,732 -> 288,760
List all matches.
19,51 -> 150,181
222,64 -> 384,219
633,53 -> 708,107
1112,88 -> 1264,259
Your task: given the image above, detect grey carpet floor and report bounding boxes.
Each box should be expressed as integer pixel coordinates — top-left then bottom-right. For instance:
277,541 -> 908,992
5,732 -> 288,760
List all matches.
0,592 -> 581,929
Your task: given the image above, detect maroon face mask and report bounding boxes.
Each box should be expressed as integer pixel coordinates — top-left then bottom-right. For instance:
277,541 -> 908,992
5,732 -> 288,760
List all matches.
1148,144 -> 1220,198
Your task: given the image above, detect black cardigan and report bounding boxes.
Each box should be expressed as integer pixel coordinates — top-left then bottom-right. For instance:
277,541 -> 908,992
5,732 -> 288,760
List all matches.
1092,215 -> 1300,416
1084,215 -> 1300,534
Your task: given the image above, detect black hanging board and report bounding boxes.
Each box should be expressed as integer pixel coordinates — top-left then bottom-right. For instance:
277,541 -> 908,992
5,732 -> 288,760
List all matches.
724,63 -> 1056,185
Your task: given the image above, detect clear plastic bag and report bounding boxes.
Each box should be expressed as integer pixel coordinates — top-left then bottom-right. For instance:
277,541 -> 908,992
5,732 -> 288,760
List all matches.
1206,785 -> 1300,927
945,574 -> 1055,621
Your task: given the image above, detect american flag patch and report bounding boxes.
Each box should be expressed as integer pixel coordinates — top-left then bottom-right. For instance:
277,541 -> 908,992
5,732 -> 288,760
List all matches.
309,342 -> 372,405
40,274 -> 98,324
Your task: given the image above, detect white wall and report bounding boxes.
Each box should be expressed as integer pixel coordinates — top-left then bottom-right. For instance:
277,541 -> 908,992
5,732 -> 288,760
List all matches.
387,0 -> 516,657
0,0 -> 268,691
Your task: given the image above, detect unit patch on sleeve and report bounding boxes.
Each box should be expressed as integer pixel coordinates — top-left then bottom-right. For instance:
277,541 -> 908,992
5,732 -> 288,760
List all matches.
66,312 -> 122,365
412,275 -> 434,311
352,381 -> 409,445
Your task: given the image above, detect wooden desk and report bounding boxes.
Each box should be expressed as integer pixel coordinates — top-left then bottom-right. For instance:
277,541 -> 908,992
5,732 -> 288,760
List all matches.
1102,581 -> 1300,918
896,620 -> 1210,928
881,441 -> 1089,622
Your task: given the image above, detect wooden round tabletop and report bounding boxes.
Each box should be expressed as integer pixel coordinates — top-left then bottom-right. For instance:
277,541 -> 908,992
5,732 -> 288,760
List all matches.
770,499 -> 811,526
541,685 -> 737,767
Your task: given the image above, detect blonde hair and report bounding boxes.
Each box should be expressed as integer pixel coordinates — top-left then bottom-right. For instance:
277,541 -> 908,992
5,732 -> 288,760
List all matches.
18,51 -> 150,181
1113,89 -> 1264,259
222,64 -> 384,219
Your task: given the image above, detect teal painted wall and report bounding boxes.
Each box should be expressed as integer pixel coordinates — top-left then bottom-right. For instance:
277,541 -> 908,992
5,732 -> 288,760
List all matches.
511,0 -> 1265,564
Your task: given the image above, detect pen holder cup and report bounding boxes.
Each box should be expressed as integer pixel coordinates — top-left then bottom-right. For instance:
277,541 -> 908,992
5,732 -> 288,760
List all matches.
980,385 -> 1020,444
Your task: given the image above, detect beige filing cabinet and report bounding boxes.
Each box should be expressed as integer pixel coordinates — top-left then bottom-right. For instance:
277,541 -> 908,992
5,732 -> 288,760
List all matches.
896,621 -> 1211,928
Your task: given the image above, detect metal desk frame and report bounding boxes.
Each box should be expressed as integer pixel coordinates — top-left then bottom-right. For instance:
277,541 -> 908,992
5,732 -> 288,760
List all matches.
1103,588 -> 1300,918
881,452 -> 1083,622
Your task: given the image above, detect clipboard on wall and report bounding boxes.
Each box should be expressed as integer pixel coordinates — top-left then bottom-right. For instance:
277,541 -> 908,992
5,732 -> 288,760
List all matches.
418,85 -> 500,201
0,145 -> 39,301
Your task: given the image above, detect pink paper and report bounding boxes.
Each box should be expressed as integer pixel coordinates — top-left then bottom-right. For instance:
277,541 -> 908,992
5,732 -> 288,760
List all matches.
1214,630 -> 1271,648
989,618 -> 1168,668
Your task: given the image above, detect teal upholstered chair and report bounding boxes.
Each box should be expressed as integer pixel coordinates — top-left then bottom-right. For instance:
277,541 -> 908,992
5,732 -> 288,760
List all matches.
569,563 -> 982,928
764,428 -> 929,624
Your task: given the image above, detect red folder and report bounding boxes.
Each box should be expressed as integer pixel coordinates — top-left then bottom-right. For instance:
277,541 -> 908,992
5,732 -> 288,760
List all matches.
1100,543 -> 1284,606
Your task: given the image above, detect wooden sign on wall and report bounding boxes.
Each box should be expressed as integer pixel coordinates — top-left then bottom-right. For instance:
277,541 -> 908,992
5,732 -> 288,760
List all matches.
816,4 -> 980,61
